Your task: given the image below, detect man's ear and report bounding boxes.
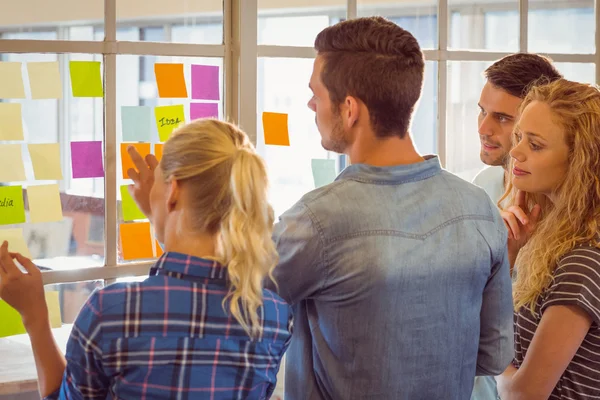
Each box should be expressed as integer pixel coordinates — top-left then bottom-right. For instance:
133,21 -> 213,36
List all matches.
343,95 -> 360,129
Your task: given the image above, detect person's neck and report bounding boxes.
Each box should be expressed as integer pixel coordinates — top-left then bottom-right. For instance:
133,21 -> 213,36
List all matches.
347,133 -> 424,166
163,231 -> 217,260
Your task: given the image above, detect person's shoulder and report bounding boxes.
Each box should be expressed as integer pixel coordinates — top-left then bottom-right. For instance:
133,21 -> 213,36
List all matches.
558,245 -> 600,272
473,165 -> 505,185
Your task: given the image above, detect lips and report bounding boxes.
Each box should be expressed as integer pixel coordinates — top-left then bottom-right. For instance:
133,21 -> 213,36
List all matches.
513,166 -> 530,176
482,142 -> 500,151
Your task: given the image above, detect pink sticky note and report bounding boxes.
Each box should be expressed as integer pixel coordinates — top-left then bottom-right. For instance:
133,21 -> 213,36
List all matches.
191,65 -> 220,101
190,103 -> 219,120
71,141 -> 104,178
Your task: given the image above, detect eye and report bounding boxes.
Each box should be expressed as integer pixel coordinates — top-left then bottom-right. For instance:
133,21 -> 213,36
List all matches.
530,142 -> 542,151
498,115 -> 510,123
514,132 -> 522,142
479,107 -> 487,116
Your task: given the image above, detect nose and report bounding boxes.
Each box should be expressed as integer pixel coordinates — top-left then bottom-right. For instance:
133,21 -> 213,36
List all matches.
510,141 -> 526,162
307,97 -> 316,112
478,114 -> 495,137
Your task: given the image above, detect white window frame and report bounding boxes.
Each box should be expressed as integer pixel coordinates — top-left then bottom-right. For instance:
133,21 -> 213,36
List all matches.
0,0 -> 597,286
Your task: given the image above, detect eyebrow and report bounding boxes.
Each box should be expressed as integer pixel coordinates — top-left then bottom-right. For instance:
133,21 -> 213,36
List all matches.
515,128 -> 547,142
478,103 -> 515,120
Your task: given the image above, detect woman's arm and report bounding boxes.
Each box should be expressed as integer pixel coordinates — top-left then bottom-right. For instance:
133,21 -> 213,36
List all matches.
495,364 -> 517,399
500,305 -> 591,400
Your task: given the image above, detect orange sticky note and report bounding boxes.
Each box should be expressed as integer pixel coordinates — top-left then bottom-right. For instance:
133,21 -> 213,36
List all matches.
154,143 -> 163,162
121,143 -> 151,179
120,222 -> 154,260
154,63 -> 188,98
263,112 -> 290,146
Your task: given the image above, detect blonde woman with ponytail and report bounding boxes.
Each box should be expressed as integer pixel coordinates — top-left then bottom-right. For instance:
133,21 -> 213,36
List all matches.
495,79 -> 600,399
0,119 -> 292,400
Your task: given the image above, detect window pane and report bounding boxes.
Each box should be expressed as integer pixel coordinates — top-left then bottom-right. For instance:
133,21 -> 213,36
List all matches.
116,55 -> 223,263
258,1 -> 344,46
0,0 -> 101,40
358,1 -> 438,49
257,58 -> 339,219
449,1 -> 518,51
413,61 -> 438,155
446,61 -> 490,181
116,0 -> 223,44
529,1 -> 594,54
556,63 -> 595,84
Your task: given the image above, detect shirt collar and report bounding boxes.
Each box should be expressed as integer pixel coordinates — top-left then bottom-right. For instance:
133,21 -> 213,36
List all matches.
336,155 -> 441,185
149,252 -> 227,281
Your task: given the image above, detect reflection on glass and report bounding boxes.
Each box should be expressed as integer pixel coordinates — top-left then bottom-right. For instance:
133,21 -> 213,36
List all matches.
449,1 -> 519,51
358,0 -> 438,49
446,61 -> 490,182
529,2 -> 594,54
555,63 -> 595,84
258,15 -> 332,46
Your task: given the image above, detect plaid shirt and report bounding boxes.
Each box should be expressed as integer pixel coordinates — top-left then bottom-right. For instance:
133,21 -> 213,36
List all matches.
45,252 -> 293,400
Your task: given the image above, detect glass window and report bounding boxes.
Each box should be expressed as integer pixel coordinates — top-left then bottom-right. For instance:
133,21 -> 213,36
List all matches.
449,1 -> 519,51
556,63 -> 595,84
446,61 -> 491,181
529,1 -> 594,54
358,0 -> 438,49
413,61 -> 438,155
116,0 -> 223,44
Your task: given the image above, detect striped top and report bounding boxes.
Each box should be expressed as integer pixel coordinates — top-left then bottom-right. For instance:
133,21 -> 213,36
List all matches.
44,252 -> 293,400
514,246 -> 600,399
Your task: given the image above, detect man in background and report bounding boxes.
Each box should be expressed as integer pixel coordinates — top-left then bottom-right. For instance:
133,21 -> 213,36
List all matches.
471,53 -> 562,400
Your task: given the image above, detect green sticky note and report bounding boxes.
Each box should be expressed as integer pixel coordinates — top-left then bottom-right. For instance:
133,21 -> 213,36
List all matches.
0,186 -> 25,225
154,105 -> 185,142
120,185 -> 146,221
0,300 -> 26,337
311,159 -> 337,188
69,61 -> 104,98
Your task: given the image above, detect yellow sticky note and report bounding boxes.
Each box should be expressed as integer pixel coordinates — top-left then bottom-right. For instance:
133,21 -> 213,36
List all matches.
28,143 -> 63,180
69,61 -> 104,98
27,62 -> 63,100
0,186 -> 25,225
263,112 -> 290,146
0,228 -> 31,258
0,62 -> 26,99
45,291 -> 62,329
0,103 -> 24,141
0,144 -> 26,182
154,105 -> 185,142
27,184 -> 63,223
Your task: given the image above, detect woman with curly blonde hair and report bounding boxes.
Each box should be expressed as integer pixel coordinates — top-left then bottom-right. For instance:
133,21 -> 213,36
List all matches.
496,79 -> 600,399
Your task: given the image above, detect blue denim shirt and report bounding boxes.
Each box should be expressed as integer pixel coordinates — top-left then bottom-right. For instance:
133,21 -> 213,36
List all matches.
269,156 -> 514,400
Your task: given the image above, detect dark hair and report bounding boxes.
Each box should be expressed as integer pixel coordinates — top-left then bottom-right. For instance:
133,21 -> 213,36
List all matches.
484,53 -> 563,98
314,17 -> 425,139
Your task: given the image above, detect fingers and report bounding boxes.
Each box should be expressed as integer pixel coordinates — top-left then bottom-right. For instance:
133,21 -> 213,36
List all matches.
127,146 -> 150,180
530,204 -> 542,225
0,241 -> 19,277
516,190 -> 527,210
145,154 -> 159,170
127,168 -> 140,182
501,212 -> 522,241
507,206 -> 529,225
14,253 -> 39,276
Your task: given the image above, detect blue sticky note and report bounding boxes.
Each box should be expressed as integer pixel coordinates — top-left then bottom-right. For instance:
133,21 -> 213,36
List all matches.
311,159 -> 337,188
121,106 -> 153,142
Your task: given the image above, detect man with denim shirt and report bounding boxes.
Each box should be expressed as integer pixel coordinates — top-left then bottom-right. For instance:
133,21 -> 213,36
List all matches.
268,17 -> 514,400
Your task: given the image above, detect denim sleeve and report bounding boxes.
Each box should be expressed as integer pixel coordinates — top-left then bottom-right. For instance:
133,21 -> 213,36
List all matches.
477,215 -> 515,376
49,291 -> 110,399
267,201 -> 325,305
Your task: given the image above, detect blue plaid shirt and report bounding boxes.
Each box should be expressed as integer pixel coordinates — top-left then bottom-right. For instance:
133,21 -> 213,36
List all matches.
45,252 -> 293,399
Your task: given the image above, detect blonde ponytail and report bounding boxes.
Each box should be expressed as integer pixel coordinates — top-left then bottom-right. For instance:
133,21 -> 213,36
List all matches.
219,149 -> 278,338
161,119 -> 277,339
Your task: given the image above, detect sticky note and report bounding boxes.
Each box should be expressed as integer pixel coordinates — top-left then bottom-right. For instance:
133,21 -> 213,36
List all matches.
0,103 -> 24,141
120,185 -> 146,221
0,144 -> 26,182
27,184 -> 63,223
263,112 -> 290,146
69,61 -> 103,98
120,222 -> 154,260
121,142 -> 151,179
154,143 -> 164,162
0,228 -> 30,258
190,102 -> 218,120
0,291 -> 62,338
71,141 -> 104,178
121,106 -> 153,142
154,63 -> 188,98
311,159 -> 337,188
0,186 -> 25,225
28,143 -> 63,180
191,65 -> 220,101
27,62 -> 62,99
155,105 -> 185,142
45,291 -> 62,328
0,62 -> 26,99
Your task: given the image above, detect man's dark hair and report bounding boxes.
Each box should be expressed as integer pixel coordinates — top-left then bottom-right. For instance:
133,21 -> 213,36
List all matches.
314,17 -> 425,139
484,53 -> 563,98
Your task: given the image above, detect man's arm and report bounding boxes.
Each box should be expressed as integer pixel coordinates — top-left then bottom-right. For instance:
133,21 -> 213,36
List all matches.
477,226 -> 514,376
267,201 -> 326,305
